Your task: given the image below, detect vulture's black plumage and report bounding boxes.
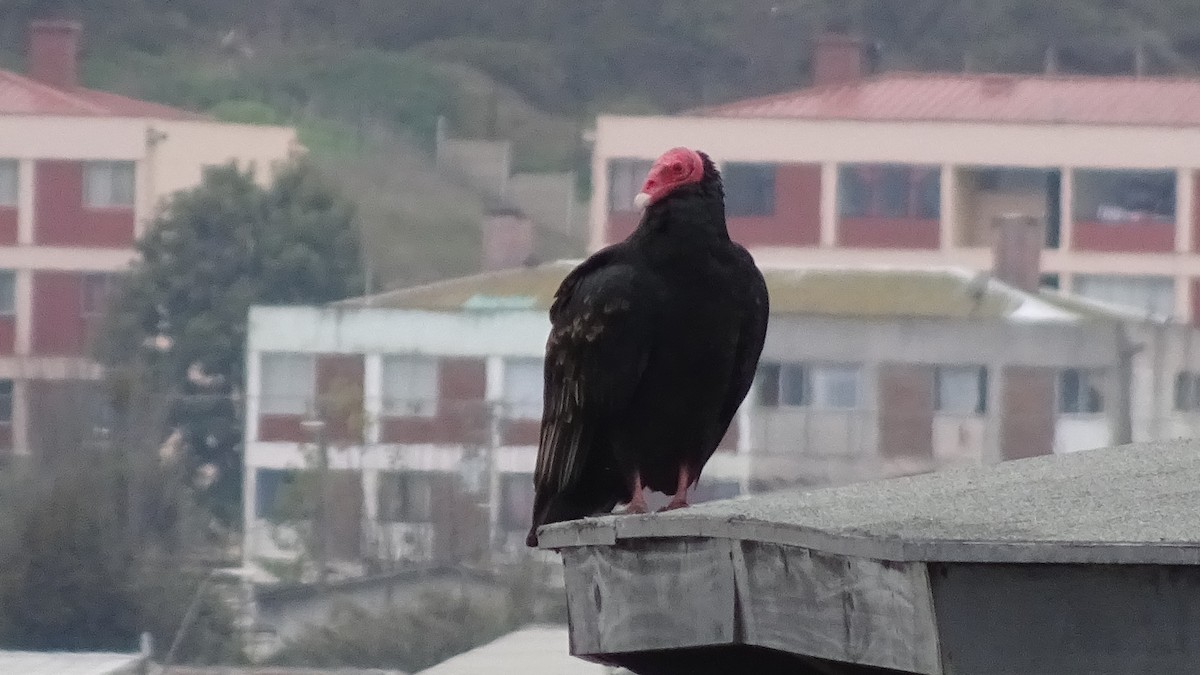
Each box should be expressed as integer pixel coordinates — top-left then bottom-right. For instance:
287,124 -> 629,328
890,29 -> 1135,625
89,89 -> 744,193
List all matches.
526,147 -> 769,547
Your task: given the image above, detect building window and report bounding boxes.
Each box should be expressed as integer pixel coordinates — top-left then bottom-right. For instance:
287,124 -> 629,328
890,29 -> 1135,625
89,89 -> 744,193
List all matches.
500,473 -> 534,532
377,471 -> 436,523
381,355 -> 438,417
0,380 -> 12,424
0,271 -> 15,317
1175,372 -> 1200,412
503,357 -> 543,419
80,273 -> 119,321
1072,169 -> 1174,224
935,366 -> 988,415
757,363 -> 807,407
723,163 -> 776,216
260,353 -> 316,415
813,364 -> 861,409
839,164 -> 940,219
757,363 -> 860,409
1073,275 -> 1174,320
607,158 -> 654,212
1059,369 -> 1104,415
255,469 -> 310,521
0,160 -> 17,206
83,161 -> 135,208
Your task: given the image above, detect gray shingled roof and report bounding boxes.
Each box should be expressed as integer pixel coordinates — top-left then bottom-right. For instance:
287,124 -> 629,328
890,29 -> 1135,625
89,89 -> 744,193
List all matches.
539,439 -> 1200,564
0,650 -> 146,675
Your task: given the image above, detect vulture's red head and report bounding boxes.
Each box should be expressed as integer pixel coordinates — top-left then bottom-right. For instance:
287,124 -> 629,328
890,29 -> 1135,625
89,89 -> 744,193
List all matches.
634,147 -> 705,210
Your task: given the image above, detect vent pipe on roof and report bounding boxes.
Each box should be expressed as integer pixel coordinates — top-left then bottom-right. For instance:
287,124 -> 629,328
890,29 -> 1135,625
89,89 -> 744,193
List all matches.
1043,45 -> 1059,75
481,208 -> 535,272
28,19 -> 82,89
813,33 -> 865,86
991,213 -> 1044,293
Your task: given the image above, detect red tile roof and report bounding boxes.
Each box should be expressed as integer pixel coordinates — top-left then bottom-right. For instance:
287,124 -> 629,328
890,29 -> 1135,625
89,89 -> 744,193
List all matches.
0,68 -> 207,120
694,72 -> 1200,128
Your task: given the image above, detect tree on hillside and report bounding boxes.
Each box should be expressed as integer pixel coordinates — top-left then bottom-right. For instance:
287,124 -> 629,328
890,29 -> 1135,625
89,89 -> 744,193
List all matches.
100,160 -> 364,522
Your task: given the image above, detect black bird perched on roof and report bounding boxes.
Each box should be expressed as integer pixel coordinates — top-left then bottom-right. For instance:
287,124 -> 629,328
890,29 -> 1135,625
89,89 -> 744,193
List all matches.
526,147 -> 769,547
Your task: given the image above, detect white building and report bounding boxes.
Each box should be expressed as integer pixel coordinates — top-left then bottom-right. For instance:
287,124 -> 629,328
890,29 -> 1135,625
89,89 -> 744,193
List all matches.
242,237 -> 1200,568
0,20 -> 298,457
590,34 -> 1200,324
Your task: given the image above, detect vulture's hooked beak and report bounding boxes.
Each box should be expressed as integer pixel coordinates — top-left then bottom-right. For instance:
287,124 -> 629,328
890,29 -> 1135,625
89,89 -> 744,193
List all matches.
634,192 -> 651,211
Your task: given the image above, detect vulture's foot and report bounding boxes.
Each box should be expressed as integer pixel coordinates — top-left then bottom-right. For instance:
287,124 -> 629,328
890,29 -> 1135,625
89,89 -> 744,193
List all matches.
657,465 -> 693,512
658,497 -> 690,512
619,471 -> 649,514
619,501 -> 648,515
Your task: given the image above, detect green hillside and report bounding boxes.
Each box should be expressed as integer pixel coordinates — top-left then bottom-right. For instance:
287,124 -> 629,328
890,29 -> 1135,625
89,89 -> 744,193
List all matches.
6,1 -> 1200,287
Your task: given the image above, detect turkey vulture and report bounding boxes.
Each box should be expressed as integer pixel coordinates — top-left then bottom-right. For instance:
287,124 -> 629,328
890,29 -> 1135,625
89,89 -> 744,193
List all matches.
526,147 -> 769,547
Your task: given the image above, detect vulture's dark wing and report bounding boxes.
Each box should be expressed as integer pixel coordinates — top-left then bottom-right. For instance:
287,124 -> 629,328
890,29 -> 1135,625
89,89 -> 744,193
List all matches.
535,254 -> 656,497
715,253 -> 770,440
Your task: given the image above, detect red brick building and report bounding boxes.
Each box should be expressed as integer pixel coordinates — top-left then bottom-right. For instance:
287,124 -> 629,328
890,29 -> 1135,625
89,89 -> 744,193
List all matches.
591,35 -> 1200,325
0,20 -> 297,456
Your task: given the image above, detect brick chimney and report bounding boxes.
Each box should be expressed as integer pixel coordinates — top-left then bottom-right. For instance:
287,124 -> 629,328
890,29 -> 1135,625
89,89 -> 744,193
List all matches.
28,20 -> 82,89
481,208 -> 534,272
991,213 -> 1044,292
813,33 -> 864,86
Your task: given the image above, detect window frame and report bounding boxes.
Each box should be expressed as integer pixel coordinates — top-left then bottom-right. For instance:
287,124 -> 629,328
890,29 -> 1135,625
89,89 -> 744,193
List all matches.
722,162 -> 777,217
811,363 -> 861,410
838,163 -> 941,219
1058,368 -> 1105,415
82,160 -> 136,209
934,365 -> 988,416
259,352 -> 317,416
0,160 -> 17,207
0,270 -> 16,318
0,379 -> 13,424
1072,274 -> 1175,320
380,354 -> 439,418
756,362 -> 861,410
1071,168 -> 1176,225
502,357 -> 544,420
80,272 -> 118,321
377,471 -> 436,523
1174,371 -> 1200,412
255,468 -> 310,521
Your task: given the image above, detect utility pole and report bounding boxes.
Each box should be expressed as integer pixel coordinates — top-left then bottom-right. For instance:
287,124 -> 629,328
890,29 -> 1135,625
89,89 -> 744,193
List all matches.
485,400 -> 502,563
302,416 -> 329,587
1113,324 -> 1138,447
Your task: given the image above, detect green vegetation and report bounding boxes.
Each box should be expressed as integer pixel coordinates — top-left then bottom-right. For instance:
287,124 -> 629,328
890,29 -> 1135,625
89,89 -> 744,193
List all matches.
269,560 -> 567,671
11,2 -> 1198,289
99,161 -> 364,520
0,382 -> 241,663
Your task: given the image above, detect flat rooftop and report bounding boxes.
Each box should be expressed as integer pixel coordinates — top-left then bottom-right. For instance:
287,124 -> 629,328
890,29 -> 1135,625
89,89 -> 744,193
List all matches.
540,440 -> 1200,674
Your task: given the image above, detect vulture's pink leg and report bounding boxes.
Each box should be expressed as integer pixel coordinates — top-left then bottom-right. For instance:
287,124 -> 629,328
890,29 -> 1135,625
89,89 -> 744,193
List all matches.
621,471 -> 649,514
659,465 -> 692,512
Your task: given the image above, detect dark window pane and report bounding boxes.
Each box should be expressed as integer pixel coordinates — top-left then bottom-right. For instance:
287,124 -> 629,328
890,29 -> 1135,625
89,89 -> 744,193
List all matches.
914,169 -> 941,218
0,379 -> 13,422
1060,369 -> 1082,414
838,167 -> 872,217
724,163 -> 776,217
256,469 -> 307,520
879,167 -> 910,217
1073,169 -> 1175,224
757,364 -> 780,407
779,364 -> 809,406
